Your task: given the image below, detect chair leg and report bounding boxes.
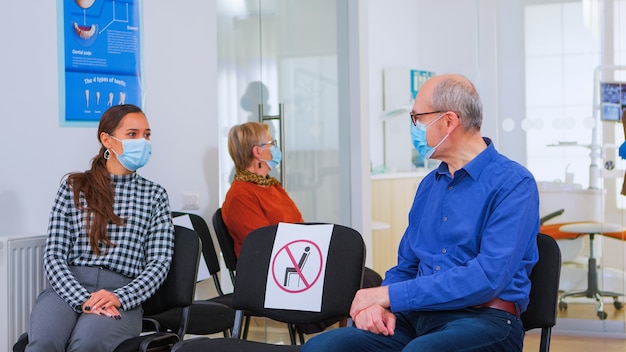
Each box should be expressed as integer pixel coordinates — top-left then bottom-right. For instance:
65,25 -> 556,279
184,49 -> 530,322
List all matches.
594,293 -> 608,320
539,327 -> 551,352
242,315 -> 251,340
288,323 -> 297,345
298,331 -> 305,345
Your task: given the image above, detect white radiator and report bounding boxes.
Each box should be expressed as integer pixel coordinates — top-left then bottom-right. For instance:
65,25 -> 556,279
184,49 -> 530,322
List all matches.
0,235 -> 47,352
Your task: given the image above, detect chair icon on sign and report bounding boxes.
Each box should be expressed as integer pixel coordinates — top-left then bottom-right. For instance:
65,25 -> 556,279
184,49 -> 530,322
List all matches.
284,246 -> 310,287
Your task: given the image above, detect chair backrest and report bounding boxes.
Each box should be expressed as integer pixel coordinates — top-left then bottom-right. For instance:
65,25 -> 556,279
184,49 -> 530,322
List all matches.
142,225 -> 201,339
520,233 -> 561,352
172,211 -> 226,296
231,223 -> 365,328
212,208 -> 238,285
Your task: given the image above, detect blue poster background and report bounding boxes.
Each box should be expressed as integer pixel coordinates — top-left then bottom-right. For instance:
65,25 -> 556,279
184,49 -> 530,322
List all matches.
59,0 -> 142,125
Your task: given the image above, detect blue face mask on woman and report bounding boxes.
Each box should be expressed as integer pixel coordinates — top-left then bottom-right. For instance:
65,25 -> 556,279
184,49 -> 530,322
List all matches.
266,145 -> 282,169
410,113 -> 449,160
110,136 -> 152,171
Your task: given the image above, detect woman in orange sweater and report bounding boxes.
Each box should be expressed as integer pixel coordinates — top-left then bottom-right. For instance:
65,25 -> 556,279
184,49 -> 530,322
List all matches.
222,122 -> 302,257
222,121 -> 382,334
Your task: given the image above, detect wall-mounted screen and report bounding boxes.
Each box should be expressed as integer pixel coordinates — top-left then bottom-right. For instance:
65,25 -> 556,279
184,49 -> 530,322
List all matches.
600,81 -> 626,122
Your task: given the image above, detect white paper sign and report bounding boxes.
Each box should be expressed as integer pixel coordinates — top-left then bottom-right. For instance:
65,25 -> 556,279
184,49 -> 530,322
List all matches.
263,222 -> 333,312
172,215 -> 211,281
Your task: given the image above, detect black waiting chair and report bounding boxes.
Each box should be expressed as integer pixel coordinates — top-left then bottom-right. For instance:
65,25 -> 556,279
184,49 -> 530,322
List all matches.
113,225 -> 202,351
170,222 -> 366,352
521,233 -> 562,352
212,208 -> 238,286
212,208 -> 319,344
212,208 -> 382,344
174,211 -> 233,299
212,207 -> 271,342
142,212 -> 235,338
14,225 -> 202,352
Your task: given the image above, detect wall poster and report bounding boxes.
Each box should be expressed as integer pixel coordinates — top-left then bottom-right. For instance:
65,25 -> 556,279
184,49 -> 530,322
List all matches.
58,0 -> 143,126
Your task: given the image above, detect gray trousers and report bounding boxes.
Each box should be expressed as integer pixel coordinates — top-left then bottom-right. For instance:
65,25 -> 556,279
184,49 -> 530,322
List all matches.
26,266 -> 142,352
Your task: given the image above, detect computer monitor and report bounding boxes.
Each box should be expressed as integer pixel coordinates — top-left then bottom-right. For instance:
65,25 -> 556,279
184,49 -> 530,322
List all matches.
600,81 -> 626,122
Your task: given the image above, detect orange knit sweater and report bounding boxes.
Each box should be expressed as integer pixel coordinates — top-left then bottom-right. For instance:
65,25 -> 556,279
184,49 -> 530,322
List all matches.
222,180 -> 303,257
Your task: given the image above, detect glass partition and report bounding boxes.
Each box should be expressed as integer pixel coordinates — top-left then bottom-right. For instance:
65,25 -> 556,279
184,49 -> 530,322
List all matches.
523,0 -> 626,332
216,0 -> 351,225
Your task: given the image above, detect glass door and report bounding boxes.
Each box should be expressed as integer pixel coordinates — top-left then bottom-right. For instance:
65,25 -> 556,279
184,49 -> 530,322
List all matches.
217,0 -> 350,224
523,0 -> 626,331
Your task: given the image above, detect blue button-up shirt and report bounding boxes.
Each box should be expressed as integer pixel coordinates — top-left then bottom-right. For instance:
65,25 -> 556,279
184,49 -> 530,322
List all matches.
384,138 -> 539,313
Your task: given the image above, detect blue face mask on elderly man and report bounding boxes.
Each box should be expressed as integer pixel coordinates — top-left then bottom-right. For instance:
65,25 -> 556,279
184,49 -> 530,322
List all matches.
410,113 -> 450,160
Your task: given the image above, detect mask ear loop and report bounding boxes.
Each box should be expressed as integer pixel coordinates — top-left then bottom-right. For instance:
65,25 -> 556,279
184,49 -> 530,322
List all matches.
428,112 -> 453,155
436,112 -> 460,150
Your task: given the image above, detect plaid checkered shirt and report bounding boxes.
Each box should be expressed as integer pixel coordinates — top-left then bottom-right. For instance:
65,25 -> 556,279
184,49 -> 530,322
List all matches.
44,172 -> 175,313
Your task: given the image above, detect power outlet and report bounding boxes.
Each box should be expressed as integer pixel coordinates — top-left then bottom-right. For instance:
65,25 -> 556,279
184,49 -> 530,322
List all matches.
182,193 -> 200,210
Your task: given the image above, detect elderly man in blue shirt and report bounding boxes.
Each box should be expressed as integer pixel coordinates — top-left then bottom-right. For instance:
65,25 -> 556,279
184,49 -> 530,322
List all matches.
303,74 -> 539,352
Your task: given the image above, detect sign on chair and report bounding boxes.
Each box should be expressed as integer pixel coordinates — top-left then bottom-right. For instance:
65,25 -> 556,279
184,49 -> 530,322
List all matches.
264,223 -> 333,312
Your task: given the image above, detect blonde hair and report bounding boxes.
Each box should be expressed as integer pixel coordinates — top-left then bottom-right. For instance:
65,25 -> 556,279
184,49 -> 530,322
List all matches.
228,122 -> 269,171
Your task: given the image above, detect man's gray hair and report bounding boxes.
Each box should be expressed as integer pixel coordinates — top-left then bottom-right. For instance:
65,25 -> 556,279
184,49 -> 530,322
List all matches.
431,75 -> 482,132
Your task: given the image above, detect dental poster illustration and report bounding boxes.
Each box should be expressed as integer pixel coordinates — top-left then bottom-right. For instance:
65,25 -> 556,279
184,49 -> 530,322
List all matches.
59,0 -> 143,125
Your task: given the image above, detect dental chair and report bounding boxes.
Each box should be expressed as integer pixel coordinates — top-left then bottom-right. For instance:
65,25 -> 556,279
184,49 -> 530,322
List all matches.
540,209 -> 625,320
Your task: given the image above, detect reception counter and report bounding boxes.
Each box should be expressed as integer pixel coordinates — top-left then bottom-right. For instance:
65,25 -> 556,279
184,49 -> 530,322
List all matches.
371,171 -> 428,274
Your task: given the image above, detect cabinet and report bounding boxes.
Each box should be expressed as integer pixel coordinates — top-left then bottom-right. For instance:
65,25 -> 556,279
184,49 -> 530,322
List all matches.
371,173 -> 425,275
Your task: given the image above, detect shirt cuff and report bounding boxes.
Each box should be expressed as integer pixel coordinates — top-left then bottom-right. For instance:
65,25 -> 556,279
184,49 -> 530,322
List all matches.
387,281 -> 412,312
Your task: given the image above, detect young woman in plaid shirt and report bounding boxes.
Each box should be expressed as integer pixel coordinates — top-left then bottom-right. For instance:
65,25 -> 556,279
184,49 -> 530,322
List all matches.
26,105 -> 175,352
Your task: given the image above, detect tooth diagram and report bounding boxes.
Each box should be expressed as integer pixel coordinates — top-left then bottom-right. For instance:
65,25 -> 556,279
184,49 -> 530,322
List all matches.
74,0 -> 96,9
108,92 -> 114,106
73,22 -> 97,40
118,92 -> 126,105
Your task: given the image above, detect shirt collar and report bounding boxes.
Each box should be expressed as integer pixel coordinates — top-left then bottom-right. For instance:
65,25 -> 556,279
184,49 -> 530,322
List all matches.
435,137 -> 495,180
111,172 -> 137,183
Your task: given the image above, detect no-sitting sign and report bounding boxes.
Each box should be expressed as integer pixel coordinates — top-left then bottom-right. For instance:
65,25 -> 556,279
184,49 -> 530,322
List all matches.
264,223 -> 333,312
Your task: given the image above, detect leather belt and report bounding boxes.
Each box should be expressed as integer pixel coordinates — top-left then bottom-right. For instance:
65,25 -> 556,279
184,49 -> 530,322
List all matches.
474,297 -> 519,317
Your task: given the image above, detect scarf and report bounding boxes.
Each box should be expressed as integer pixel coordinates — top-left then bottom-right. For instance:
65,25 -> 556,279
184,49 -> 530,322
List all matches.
234,169 -> 280,187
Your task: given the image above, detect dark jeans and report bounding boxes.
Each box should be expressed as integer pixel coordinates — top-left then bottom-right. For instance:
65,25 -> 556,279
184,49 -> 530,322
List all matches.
302,307 -> 524,352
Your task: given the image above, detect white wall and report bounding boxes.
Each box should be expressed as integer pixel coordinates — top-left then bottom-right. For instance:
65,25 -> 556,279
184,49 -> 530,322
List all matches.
0,0 -> 528,236
366,0 -> 528,169
366,0 -> 421,169
0,0 -> 529,285
0,1 -> 219,238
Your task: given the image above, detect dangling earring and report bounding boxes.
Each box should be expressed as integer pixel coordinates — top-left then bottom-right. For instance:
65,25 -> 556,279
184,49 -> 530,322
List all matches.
104,149 -> 110,160
258,161 -> 262,169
